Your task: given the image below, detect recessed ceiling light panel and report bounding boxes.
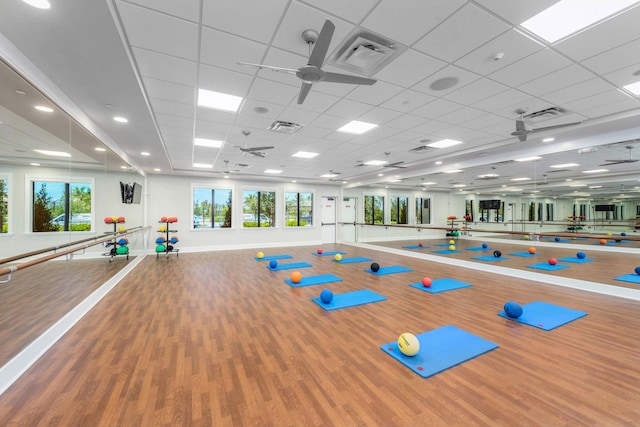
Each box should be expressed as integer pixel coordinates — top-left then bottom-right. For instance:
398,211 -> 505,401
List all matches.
197,89 -> 243,112
337,120 -> 377,134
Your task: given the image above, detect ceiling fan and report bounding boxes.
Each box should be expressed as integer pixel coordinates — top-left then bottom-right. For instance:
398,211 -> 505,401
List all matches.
600,146 -> 638,166
233,130 -> 274,158
238,19 -> 377,104
215,160 -> 239,174
511,107 -> 581,142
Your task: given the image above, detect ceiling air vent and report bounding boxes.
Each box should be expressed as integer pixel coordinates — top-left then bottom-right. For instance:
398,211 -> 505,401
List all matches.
524,106 -> 565,121
409,145 -> 435,153
327,28 -> 407,76
268,120 -> 302,134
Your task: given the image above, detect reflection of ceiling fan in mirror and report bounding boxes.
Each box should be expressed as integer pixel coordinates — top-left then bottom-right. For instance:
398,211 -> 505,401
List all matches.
600,146 -> 638,166
238,19 -> 376,104
233,130 -> 274,158
215,160 -> 239,174
511,107 -> 581,142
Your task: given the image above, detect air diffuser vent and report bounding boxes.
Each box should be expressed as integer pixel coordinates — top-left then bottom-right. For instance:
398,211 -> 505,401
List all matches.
524,106 -> 565,121
268,120 -> 302,134
409,145 -> 435,153
327,28 -> 407,76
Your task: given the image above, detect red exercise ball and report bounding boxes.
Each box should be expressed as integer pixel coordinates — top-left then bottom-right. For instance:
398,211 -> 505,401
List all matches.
117,216 -> 125,223
421,277 -> 432,287
317,248 -> 323,254
161,216 -> 167,222
548,258 -> 558,265
104,217 -> 113,224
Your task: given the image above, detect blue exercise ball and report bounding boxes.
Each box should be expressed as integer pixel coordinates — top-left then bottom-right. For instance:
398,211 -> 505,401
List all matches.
269,260 -> 278,269
504,301 -> 523,319
482,242 -> 488,248
320,289 -> 333,304
621,232 -> 627,236
576,252 -> 586,259
635,266 -> 640,275
554,237 -> 560,242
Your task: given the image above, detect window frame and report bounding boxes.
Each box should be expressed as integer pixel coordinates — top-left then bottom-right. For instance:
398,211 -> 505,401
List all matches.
284,190 -> 314,227
191,184 -> 233,230
389,195 -> 409,225
0,173 -> 11,235
364,194 -> 384,225
242,188 -> 276,228
26,175 -> 95,233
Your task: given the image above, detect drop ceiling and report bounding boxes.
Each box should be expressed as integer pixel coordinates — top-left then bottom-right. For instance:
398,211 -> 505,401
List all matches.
1,0 -> 640,199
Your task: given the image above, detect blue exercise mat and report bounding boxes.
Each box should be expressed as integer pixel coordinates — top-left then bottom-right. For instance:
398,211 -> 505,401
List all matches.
409,278 -> 472,294
466,247 -> 488,251
498,301 -> 587,330
613,274 -> 640,284
557,257 -> 593,263
333,256 -> 372,264
472,255 -> 508,262
312,289 -> 387,310
434,243 -> 452,247
380,325 -> 499,378
402,245 -> 429,249
526,263 -> 569,271
509,252 -> 538,258
285,274 -> 343,287
364,265 -> 413,275
256,254 -> 293,261
267,261 -> 312,271
312,251 -> 346,257
432,249 -> 461,254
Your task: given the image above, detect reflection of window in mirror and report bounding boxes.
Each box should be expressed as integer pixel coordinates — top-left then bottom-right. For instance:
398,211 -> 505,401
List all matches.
0,175 -> 9,234
389,196 -> 408,224
465,199 -> 473,222
364,195 -> 384,224
415,197 -> 430,224
546,203 -> 554,221
192,187 -> 232,229
285,191 -> 313,227
30,178 -> 93,232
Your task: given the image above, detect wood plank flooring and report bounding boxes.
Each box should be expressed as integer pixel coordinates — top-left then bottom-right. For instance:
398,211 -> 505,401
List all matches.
0,244 -> 639,426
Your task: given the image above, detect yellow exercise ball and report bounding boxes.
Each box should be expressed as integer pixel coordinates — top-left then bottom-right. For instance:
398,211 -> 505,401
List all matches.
449,239 -> 455,245
334,253 -> 342,261
398,333 -> 420,357
449,245 -> 456,251
256,251 -> 264,259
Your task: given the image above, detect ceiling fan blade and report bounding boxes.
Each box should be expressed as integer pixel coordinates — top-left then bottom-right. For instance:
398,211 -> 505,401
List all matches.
244,146 -> 274,151
307,19 -> 335,68
237,62 -> 298,75
511,132 -> 527,142
297,82 -> 313,104
528,121 -> 582,133
383,161 -> 407,168
322,72 -> 377,85
248,151 -> 265,158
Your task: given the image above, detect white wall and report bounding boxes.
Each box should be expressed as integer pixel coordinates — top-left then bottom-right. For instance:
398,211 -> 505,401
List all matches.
145,174 -> 342,252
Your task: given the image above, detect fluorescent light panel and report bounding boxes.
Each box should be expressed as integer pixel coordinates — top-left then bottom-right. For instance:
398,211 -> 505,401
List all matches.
623,81 -> 640,95
443,169 -> 462,173
583,169 -> 609,174
427,139 -> 463,149
551,163 -> 579,168
194,138 -> 223,148
193,163 -> 213,168
197,89 -> 243,112
22,0 -> 50,8
35,105 -> 53,113
515,156 -> 542,162
364,160 -> 387,166
337,120 -> 377,134
34,149 -> 70,157
264,169 -> 282,174
521,0 -> 640,43
511,177 -> 531,181
292,151 -> 318,158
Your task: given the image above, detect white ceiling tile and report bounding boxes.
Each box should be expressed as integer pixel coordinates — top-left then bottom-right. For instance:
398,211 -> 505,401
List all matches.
356,107 -> 404,126
132,48 -> 197,86
200,27 -> 269,75
541,78 -> 614,106
122,0 -> 200,22
411,65 -> 481,97
201,0 -> 289,43
293,91 -> 341,113
345,80 -> 404,106
117,1 -> 199,60
384,114 -> 427,131
149,98 -> 194,119
604,63 -> 640,87
578,97 -> 640,119
275,107 -> 321,126
518,65 -> 596,97
554,5 -> 640,62
298,0 -> 379,24
413,3 -> 510,62
362,0 -> 466,45
437,107 -> 486,126
471,89 -> 533,116
374,49 -> 447,87
241,99 -> 286,120
582,39 -> 640,75
411,99 -> 465,120
488,49 -> 573,87
246,78 -> 299,106
445,78 -> 510,105
473,0 -> 558,24
564,90 -> 637,114
198,64 -> 255,97
143,77 -> 194,104
462,112 -> 508,131
324,98 -> 372,120
379,89 -> 434,113
155,113 -> 193,129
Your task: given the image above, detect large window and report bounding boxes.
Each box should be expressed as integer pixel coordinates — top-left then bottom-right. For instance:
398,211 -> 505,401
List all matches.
285,192 -> 313,227
416,197 -> 430,224
390,196 -> 408,224
32,180 -> 92,232
364,195 -> 384,224
193,187 -> 232,228
0,176 -> 8,234
243,190 -> 275,227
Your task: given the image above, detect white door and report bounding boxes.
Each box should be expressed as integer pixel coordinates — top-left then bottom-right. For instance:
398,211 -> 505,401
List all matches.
321,196 -> 337,243
340,197 -> 356,242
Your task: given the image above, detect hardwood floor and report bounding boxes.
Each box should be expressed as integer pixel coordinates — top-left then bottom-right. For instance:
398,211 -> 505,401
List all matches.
0,243 -> 638,426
